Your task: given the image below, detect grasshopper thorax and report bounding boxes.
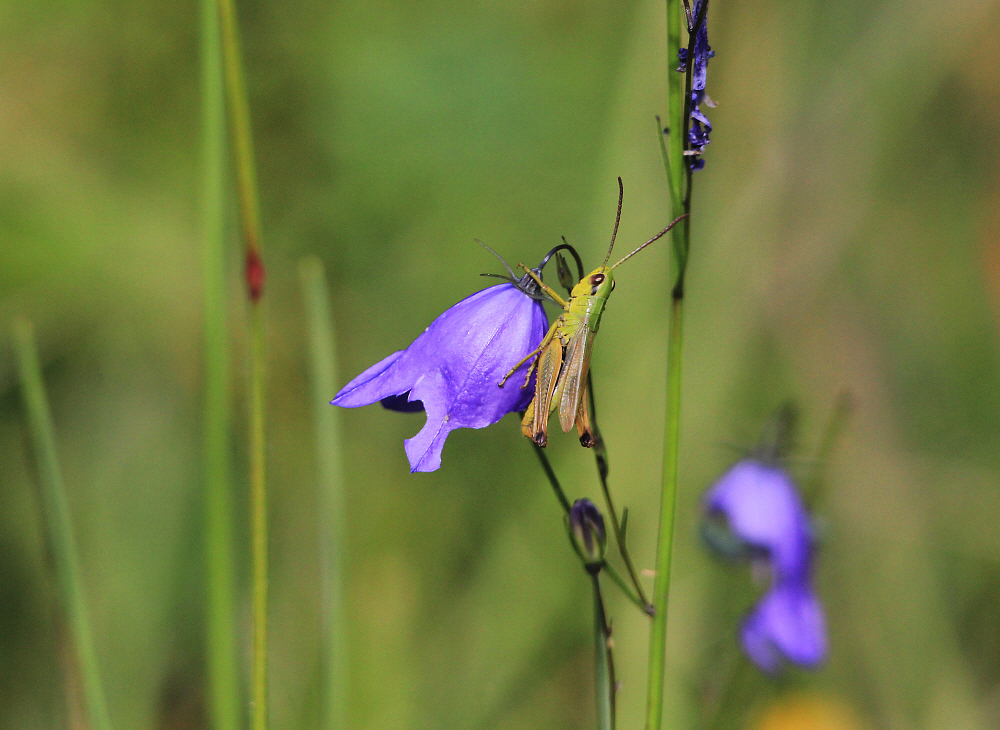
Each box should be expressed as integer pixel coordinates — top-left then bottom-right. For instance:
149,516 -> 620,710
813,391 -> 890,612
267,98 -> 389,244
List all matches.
570,266 -> 616,301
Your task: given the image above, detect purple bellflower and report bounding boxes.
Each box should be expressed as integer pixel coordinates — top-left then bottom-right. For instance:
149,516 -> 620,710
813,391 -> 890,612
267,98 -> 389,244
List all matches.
677,0 -> 715,170
332,283 -> 548,473
703,459 -> 827,673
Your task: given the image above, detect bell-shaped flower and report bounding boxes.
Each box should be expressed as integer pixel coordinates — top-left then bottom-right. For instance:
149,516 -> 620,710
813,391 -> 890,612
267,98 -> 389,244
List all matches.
703,459 -> 827,673
740,579 -> 826,673
704,460 -> 812,580
332,283 -> 548,472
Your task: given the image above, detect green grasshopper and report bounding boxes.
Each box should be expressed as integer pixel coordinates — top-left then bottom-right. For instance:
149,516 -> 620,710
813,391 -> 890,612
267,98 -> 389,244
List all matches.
499,188 -> 686,447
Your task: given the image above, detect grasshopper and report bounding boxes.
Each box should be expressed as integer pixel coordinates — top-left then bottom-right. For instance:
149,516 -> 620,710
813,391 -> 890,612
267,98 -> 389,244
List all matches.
499,184 -> 686,447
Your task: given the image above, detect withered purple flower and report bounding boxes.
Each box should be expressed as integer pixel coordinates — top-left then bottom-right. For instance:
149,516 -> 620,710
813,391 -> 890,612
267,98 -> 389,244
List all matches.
703,459 -> 827,673
677,0 -> 715,170
333,283 -> 548,473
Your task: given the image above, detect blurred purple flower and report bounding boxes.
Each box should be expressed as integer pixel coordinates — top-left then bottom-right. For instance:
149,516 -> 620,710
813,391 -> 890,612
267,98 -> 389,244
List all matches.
741,580 -> 826,673
677,0 -> 715,170
703,459 -> 827,673
332,283 -> 548,473
704,460 -> 812,580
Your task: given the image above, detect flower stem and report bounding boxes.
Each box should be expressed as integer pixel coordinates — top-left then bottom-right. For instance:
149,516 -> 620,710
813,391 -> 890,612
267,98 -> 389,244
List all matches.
531,442 -> 571,513
216,0 -> 268,727
644,295 -> 684,730
531,443 -> 647,612
586,376 -> 653,613
592,574 -> 615,730
12,319 -> 114,730
200,0 -> 239,727
664,0 -> 684,221
299,258 -> 349,730
645,0 -> 691,725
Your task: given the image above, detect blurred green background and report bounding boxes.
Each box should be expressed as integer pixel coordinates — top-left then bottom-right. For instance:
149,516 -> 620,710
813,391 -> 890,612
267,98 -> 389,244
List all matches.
2,0 -> 1000,728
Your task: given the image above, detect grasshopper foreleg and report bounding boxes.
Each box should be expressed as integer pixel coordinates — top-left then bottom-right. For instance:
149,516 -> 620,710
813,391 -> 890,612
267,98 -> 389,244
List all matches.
498,319 -> 560,389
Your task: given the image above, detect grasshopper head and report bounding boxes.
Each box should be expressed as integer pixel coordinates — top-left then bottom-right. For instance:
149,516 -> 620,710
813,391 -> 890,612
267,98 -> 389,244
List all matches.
571,266 -> 616,301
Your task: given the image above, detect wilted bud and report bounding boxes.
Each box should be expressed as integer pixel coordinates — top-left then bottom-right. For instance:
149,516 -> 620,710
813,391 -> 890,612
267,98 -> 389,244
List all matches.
555,251 -> 576,293
568,498 -> 606,573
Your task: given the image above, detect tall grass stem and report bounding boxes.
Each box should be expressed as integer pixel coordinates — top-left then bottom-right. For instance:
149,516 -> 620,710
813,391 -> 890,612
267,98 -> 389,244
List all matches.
645,297 -> 684,730
216,0 -> 268,726
200,0 -> 240,727
645,1 -> 687,726
300,258 -> 349,730
248,308 -> 268,730
13,319 -> 114,730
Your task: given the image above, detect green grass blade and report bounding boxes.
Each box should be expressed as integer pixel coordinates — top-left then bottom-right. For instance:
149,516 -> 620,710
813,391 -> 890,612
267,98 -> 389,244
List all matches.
13,318 -> 114,730
300,257 -> 349,730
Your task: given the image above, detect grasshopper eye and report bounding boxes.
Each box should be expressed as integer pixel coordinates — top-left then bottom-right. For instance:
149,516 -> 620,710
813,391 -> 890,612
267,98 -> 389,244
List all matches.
590,273 -> 606,286
610,279 -> 616,291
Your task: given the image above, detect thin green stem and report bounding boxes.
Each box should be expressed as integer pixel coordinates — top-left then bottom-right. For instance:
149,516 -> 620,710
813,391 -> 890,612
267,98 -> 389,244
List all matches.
531,442 -> 571,513
300,258 -> 349,730
645,1 -> 691,726
665,0 -> 684,221
585,375 -> 652,612
217,0 -> 261,251
645,296 -> 685,730
592,458 -> 651,612
249,307 -> 268,730
200,0 -> 239,727
592,575 -> 615,730
656,116 -> 681,219
532,443 -> 646,612
13,319 -> 114,730
601,560 -> 646,612
216,0 -> 268,727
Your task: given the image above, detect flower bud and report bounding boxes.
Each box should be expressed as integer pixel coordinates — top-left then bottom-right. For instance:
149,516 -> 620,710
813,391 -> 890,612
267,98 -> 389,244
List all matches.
556,251 -> 576,293
569,498 -> 606,572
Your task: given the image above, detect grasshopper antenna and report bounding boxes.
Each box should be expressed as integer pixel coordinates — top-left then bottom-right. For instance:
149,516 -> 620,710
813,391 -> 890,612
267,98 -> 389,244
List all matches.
602,177 -> 625,267
609,214 -> 688,270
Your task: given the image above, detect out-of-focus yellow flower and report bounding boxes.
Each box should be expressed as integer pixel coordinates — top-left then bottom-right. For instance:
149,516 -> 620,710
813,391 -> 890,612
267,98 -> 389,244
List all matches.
753,693 -> 867,730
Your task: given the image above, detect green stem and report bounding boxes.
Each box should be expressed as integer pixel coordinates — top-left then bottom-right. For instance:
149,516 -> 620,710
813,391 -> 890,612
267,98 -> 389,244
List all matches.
300,258 -> 349,730
645,296 -> 685,730
248,306 -> 268,730
586,375 -> 651,612
531,442 -> 571,513
13,319 -> 114,730
595,462 -> 651,613
532,443 -> 647,613
665,0 -> 684,221
592,575 -> 615,730
217,0 -> 261,248
601,560 -> 645,613
200,0 -> 239,727
216,0 -> 268,726
645,1 -> 690,726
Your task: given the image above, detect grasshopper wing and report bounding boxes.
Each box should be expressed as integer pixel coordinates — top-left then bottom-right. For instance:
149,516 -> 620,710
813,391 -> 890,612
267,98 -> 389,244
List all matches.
556,324 -> 594,434
523,334 -> 564,446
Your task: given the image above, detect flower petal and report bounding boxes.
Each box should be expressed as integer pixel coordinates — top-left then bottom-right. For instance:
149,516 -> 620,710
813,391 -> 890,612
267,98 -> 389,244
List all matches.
331,350 -> 407,407
332,283 -> 547,472
704,460 -> 813,581
741,581 -> 827,673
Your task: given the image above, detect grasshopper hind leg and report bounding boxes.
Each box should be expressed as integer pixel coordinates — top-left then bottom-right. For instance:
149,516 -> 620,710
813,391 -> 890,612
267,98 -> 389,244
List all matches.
575,389 -> 596,448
